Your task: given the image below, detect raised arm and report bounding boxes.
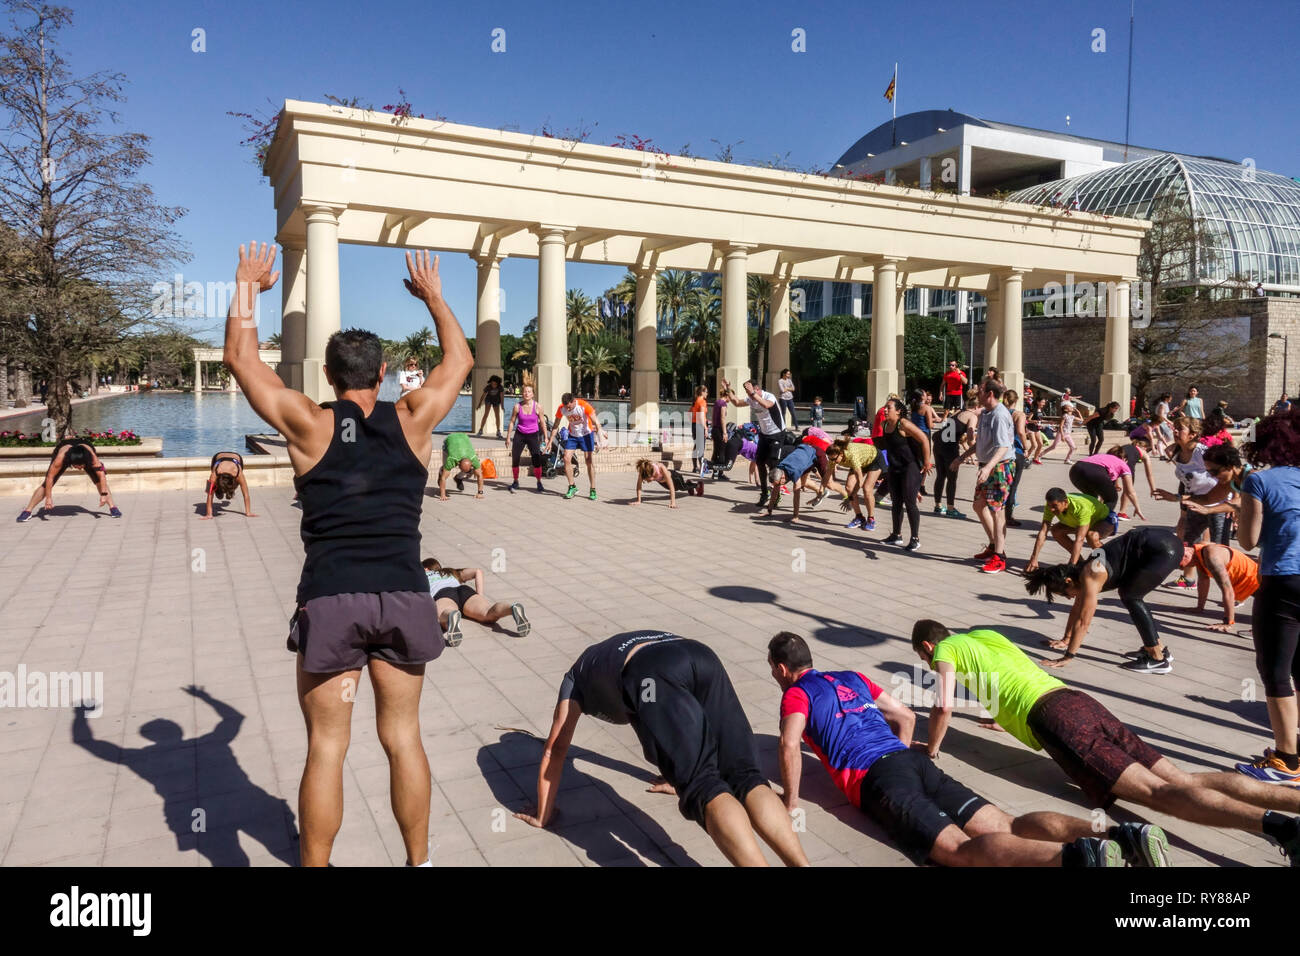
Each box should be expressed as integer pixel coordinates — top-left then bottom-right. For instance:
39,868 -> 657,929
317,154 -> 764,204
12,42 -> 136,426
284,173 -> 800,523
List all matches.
222,243 -> 324,452
397,251 -> 475,434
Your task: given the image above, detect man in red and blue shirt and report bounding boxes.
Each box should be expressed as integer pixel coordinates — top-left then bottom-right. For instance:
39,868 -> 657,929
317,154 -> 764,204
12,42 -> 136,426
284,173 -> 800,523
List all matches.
767,631 -> 1160,867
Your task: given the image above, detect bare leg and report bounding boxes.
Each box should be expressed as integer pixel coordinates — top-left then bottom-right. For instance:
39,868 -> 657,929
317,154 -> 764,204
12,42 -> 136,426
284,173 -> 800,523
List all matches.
743,785 -> 809,866
1266,695 -> 1300,758
434,596 -> 458,627
584,452 -> 596,491
369,659 -> 431,865
296,662 -> 359,866
461,593 -> 513,625
703,792 -> 769,867
928,817 -> 1064,867
1114,759 -> 1276,832
23,483 -> 46,513
1156,762 -> 1300,815
562,450 -> 576,487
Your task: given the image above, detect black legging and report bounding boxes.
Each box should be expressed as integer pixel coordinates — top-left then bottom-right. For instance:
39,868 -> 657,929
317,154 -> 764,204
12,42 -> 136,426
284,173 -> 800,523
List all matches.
1005,452 -> 1027,521
1110,529 -> 1184,648
1070,461 -> 1117,510
756,432 -> 781,487
1086,417 -> 1106,455
667,470 -> 701,494
933,447 -> 960,509
887,464 -> 921,539
1253,574 -> 1300,698
511,430 -> 544,472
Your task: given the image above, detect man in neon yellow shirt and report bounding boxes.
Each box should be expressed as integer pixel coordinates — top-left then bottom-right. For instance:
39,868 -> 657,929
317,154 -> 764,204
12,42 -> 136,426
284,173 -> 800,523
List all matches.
909,619 -> 1300,866
1024,488 -> 1117,572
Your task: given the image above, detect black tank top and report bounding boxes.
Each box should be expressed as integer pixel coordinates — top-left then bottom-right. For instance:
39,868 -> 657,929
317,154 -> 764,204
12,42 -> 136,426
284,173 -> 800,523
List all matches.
932,414 -> 970,454
881,421 -> 920,470
294,400 -> 429,604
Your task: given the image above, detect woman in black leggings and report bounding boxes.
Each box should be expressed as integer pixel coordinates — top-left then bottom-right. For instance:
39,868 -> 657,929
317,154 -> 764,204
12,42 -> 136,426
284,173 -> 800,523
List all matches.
1003,389 -> 1030,527
1084,402 -> 1120,456
1236,407 -> 1300,785
931,402 -> 975,519
878,397 -> 933,552
1024,527 -> 1182,674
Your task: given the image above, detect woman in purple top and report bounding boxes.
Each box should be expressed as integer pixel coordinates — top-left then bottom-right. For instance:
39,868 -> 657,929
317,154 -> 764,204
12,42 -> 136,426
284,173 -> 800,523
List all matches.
1070,453 -> 1136,513
505,382 -> 550,491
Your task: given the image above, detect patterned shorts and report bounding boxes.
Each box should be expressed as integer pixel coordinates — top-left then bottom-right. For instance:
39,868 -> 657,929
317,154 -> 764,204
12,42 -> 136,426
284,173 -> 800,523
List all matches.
975,460 -> 1016,511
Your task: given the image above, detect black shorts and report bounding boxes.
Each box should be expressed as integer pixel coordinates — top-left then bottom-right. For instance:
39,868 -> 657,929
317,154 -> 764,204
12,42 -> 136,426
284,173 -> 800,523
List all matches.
432,585 -> 477,610
859,749 -> 989,865
620,639 -> 767,826
1026,688 -> 1163,808
944,393 -> 963,410
287,590 -> 443,673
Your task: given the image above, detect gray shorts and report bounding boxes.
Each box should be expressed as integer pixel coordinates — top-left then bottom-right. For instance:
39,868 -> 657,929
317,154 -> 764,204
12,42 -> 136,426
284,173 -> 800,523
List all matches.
287,591 -> 442,673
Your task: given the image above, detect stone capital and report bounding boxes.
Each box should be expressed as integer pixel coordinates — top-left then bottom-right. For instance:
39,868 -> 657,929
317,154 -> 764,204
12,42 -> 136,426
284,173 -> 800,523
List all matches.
302,202 -> 346,224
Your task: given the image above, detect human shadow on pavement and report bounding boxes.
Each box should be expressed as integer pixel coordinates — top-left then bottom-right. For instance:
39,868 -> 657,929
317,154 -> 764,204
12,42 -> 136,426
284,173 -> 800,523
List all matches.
478,730 -> 700,867
72,686 -> 298,866
709,585 -> 889,648
35,505 -> 103,520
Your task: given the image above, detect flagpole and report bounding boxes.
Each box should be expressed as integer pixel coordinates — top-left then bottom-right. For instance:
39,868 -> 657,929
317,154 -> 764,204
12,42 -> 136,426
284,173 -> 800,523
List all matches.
1124,0 -> 1134,160
890,62 -> 898,148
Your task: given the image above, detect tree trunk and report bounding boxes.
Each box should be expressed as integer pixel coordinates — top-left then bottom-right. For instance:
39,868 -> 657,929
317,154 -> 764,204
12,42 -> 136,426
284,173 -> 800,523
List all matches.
0,359 -> 8,407
89,363 -> 99,395
47,368 -> 72,438
13,366 -> 31,407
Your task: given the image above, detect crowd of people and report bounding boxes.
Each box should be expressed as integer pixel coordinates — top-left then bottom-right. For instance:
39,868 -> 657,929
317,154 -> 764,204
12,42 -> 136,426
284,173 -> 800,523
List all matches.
12,243 -> 1300,871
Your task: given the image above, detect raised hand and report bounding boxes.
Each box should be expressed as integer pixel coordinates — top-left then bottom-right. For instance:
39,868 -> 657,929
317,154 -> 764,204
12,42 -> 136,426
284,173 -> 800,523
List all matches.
235,242 -> 280,294
404,249 -> 442,302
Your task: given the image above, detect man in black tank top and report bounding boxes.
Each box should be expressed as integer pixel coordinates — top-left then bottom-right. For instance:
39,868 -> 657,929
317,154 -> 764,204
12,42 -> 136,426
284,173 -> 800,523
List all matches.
223,244 -> 473,866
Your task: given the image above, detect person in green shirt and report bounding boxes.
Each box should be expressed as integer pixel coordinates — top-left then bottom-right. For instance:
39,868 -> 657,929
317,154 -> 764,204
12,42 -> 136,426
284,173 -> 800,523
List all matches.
1024,488 -> 1117,572
909,619 -> 1300,866
438,432 -> 484,500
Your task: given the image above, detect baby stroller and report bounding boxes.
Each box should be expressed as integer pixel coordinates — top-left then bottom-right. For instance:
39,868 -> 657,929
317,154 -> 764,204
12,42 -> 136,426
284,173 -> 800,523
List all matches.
543,425 -> 567,479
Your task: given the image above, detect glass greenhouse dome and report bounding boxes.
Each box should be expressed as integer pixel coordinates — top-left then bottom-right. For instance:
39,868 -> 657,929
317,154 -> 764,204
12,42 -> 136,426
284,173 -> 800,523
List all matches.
1008,154 -> 1300,293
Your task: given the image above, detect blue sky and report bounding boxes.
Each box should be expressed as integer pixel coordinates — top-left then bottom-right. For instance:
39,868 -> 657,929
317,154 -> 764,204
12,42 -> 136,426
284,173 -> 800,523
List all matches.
46,0 -> 1300,345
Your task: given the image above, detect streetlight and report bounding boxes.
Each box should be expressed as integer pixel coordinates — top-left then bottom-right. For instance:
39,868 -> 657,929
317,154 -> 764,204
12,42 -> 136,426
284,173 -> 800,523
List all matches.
1270,332 -> 1289,396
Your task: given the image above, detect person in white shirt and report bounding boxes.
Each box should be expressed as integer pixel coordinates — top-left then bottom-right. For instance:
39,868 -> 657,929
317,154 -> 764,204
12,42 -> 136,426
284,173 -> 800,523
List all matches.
723,377 -> 785,509
399,358 -> 425,396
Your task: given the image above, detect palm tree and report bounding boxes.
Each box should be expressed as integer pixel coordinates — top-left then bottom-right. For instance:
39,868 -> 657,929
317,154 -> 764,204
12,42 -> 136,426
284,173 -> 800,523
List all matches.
656,270 -> 700,399
583,344 -> 618,398
678,287 -> 721,386
565,289 -> 602,342
748,275 -> 773,384
401,329 -> 435,371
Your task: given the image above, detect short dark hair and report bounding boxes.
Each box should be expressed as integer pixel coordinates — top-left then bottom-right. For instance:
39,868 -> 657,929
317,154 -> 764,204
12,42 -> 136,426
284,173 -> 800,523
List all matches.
561,392 -> 574,404
64,444 -> 93,469
1024,561 -> 1082,603
982,379 -> 1005,399
325,329 -> 384,391
910,619 -> 950,653
1045,486 -> 1069,505
1203,443 -> 1242,470
1245,407 -> 1300,467
768,631 -> 813,670
214,473 -> 238,500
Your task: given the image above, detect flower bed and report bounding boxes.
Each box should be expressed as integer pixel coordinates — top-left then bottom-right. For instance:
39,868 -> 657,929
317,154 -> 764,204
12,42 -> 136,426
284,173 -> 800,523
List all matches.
0,429 -> 142,448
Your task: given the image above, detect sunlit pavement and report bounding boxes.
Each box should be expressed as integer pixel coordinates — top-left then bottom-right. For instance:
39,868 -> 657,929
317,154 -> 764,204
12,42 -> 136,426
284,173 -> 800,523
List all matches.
0,455 -> 1286,867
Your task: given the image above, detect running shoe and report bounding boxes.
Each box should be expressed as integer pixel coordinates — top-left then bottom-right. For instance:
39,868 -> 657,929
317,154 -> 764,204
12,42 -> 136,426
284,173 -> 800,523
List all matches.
442,610 -> 464,648
1119,653 -> 1172,674
808,491 -> 826,510
495,432 -> 505,440
882,533 -> 904,545
1032,458 -> 1043,465
564,485 -> 577,499
1113,823 -> 1171,867
1074,837 -> 1125,868
509,480 -> 519,490
865,518 -> 876,531
1124,647 -> 1175,663
109,507 -> 122,518
16,511 -> 31,523
980,554 -> 1006,574
946,508 -> 966,520
846,516 -> 865,530
1234,751 -> 1300,786
933,505 -> 946,515
1117,512 -> 1131,521
588,489 -> 597,501
1168,578 -> 1194,590
700,461 -> 712,478
973,546 -> 995,561
757,490 -> 768,508
510,603 -> 531,638
905,537 -> 921,552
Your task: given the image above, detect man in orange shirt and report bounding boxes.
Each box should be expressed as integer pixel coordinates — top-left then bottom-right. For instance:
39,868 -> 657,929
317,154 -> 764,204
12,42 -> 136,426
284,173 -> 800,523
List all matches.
690,385 -> 709,474
1183,543 -> 1261,632
548,392 -> 607,500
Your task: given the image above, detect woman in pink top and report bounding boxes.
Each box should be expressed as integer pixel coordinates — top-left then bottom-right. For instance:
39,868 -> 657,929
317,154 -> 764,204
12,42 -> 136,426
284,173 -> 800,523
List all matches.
506,383 -> 551,492
1070,453 -> 1136,513
633,458 -> 704,508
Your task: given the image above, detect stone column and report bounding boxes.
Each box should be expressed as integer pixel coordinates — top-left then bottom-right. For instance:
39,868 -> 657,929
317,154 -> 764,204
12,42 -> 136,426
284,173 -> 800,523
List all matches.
868,257 -> 901,412
279,243 -> 306,392
534,225 -> 572,416
472,253 -> 505,426
983,282 -> 1002,373
1000,269 -> 1026,408
304,204 -> 344,403
718,244 -> 752,426
1099,278 -> 1133,411
631,267 -> 660,440
765,278 -> 791,398
192,349 -> 200,392
895,285 -> 908,396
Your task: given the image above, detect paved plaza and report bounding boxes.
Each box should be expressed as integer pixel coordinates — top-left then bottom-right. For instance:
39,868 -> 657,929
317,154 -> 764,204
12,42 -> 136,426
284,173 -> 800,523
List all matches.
0,454 -> 1287,868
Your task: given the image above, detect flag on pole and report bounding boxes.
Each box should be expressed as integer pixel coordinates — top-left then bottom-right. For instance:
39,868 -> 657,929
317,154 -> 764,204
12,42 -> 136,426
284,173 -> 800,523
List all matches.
884,71 -> 896,102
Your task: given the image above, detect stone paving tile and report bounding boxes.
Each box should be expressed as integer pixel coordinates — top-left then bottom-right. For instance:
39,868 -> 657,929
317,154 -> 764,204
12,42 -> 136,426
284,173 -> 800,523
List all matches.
0,460 -> 1292,867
